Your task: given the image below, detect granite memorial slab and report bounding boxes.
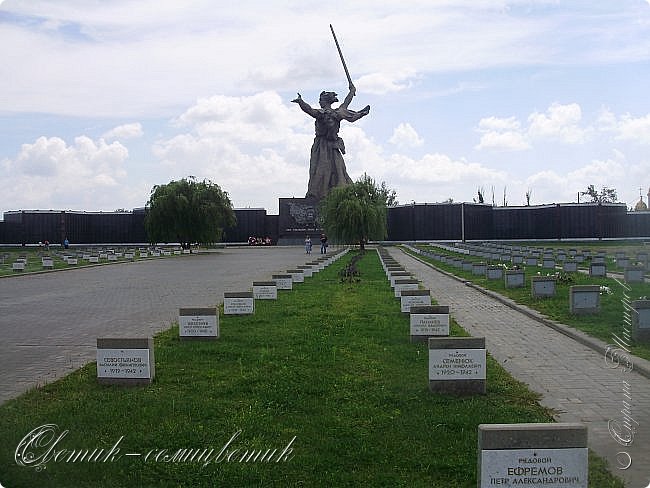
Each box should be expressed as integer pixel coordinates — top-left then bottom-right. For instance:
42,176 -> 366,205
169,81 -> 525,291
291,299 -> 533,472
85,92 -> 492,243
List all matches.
410,305 -> 449,342
179,307 -> 219,340
569,285 -> 600,315
252,281 -> 278,300
223,292 -> 255,315
96,337 -> 155,385
400,289 -> 432,313
477,423 -> 588,488
428,337 -> 486,395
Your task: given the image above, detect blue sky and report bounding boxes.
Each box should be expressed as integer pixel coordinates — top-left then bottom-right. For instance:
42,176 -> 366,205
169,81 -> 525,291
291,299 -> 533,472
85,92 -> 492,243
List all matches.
2,0 -> 650,216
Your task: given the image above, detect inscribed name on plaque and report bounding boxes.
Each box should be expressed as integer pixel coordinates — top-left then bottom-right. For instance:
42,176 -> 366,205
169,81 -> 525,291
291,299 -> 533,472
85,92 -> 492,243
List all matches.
429,348 -> 486,380
179,308 -> 218,338
480,448 -> 588,488
97,348 -> 151,379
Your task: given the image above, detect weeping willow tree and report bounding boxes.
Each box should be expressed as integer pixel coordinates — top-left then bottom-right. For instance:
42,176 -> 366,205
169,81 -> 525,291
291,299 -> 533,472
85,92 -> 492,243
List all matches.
320,173 -> 397,250
145,177 -> 236,248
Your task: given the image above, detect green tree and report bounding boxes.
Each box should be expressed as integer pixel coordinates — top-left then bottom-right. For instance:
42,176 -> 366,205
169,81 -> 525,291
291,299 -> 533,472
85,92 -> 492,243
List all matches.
320,173 -> 397,250
145,177 -> 236,248
580,185 -> 618,204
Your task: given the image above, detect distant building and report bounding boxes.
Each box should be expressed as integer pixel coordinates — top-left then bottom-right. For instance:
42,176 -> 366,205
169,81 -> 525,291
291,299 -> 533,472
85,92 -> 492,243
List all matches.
632,187 -> 650,212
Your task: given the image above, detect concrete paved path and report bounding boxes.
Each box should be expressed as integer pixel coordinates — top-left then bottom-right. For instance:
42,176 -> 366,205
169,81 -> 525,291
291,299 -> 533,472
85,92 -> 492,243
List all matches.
0,247 -> 318,405
387,247 -> 650,488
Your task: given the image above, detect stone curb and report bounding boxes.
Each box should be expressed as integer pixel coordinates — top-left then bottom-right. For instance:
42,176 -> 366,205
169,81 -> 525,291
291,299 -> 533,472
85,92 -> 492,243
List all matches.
401,248 -> 650,381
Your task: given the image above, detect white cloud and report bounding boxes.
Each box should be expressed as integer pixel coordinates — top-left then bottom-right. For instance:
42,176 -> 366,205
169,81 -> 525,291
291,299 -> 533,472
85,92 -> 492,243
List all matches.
614,114 -> 650,144
527,102 -> 587,143
102,123 -> 144,141
476,116 -> 530,150
389,122 -> 424,148
1,135 -> 130,211
355,71 -> 417,95
476,130 -> 530,151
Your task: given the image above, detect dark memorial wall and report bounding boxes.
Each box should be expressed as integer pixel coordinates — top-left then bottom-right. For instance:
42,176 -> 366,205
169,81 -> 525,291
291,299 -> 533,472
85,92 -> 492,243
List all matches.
224,209 -> 274,243
1,203 -> 649,244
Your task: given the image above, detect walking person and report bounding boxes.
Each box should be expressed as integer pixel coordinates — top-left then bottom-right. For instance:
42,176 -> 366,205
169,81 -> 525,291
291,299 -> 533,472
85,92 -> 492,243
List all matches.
320,233 -> 328,254
305,235 -> 312,254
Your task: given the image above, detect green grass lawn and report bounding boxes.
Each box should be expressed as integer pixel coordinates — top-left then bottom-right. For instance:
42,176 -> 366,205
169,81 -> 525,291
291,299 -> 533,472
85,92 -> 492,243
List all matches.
0,250 -> 623,487
407,244 -> 650,362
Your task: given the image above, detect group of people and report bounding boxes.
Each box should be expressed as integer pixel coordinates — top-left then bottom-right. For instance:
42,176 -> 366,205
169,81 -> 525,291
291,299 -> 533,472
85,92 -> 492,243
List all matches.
304,233 -> 328,254
248,236 -> 272,246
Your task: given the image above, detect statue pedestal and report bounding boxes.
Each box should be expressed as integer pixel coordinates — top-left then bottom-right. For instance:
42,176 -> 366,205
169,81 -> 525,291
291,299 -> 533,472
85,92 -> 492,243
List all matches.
277,197 -> 323,245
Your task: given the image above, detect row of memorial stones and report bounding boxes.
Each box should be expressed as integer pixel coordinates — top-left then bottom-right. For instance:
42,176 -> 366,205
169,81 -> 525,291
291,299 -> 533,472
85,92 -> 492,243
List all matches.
407,244 -> 650,343
435,241 -> 648,279
375,247 -> 590,487
94,247 -> 350,385
10,247 -> 191,272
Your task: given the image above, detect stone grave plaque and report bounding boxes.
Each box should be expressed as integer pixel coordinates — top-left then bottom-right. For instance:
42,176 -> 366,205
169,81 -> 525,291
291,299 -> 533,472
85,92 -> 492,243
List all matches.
410,305 -> 449,342
67,257 -> 78,265
389,271 -> 411,287
624,266 -> 644,283
526,256 -> 538,266
108,254 -> 118,261
428,337 -> 486,395
400,289 -> 431,313
505,270 -> 525,288
42,258 -> 54,269
588,263 -> 606,277
478,423 -> 588,488
512,254 -> 524,265
592,255 -> 605,264
632,300 -> 650,341
96,337 -> 154,385
272,274 -> 293,290
569,285 -> 600,315
223,292 -> 255,315
462,261 -> 473,272
174,250 -> 182,255
252,281 -> 278,300
308,261 -> 322,272
472,263 -> 487,276
125,252 -> 135,260
616,257 -> 629,268
89,255 -> 99,263
562,261 -> 577,273
287,269 -> 304,283
531,277 -> 556,298
574,254 -> 585,263
139,251 -> 148,258
542,258 -> 555,269
179,307 -> 218,340
486,266 -> 503,280
556,252 -> 566,262
152,251 -> 161,257
12,262 -> 25,272
394,278 -> 419,297
99,252 -> 108,260
296,265 -> 313,278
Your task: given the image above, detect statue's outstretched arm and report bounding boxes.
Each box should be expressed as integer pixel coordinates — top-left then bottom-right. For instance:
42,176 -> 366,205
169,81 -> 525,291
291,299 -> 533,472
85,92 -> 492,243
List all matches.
291,93 -> 318,118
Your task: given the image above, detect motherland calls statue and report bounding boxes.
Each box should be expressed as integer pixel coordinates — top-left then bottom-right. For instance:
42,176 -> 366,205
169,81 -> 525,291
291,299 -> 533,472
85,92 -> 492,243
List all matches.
291,25 -> 370,201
